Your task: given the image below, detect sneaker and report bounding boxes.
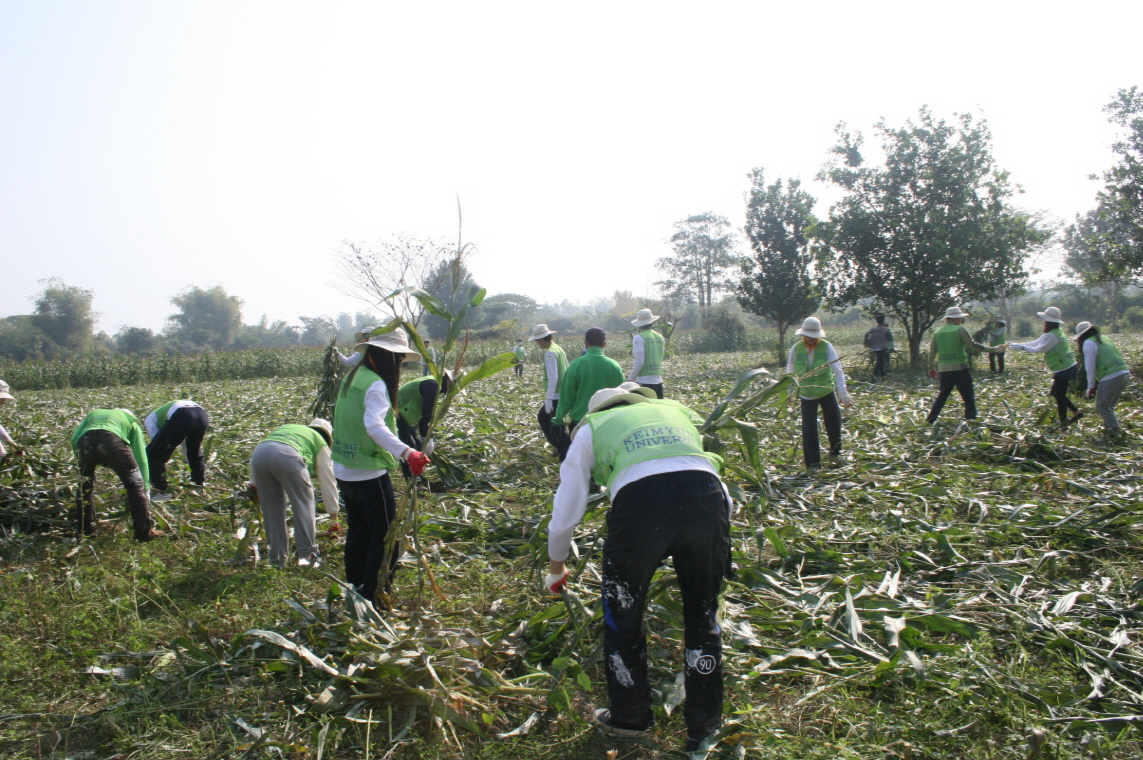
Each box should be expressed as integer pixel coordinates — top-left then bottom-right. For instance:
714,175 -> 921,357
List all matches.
150,490 -> 174,502
592,708 -> 650,738
297,554 -> 323,569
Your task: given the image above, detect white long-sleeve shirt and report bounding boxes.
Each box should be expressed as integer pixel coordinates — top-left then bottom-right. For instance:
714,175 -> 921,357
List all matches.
547,425 -> 725,562
332,380 -> 410,482
1083,339 -> 1131,389
544,349 -> 562,401
0,423 -> 11,457
1008,332 -> 1077,368
626,333 -> 663,384
313,447 -> 340,516
786,343 -> 852,402
143,400 -> 202,439
337,351 -> 363,368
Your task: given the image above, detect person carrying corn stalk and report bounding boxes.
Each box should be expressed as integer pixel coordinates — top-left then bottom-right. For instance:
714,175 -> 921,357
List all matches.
543,383 -> 731,752
71,408 -> 160,541
249,418 -> 340,568
331,328 -> 429,609
786,317 -> 854,467
144,400 -> 209,500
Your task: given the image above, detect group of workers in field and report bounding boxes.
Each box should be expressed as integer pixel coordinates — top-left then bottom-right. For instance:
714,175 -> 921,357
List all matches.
0,303 -> 1133,754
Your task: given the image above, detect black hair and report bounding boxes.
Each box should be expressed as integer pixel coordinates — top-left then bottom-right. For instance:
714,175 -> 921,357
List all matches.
310,425 -> 333,446
1042,321 -> 1058,334
1076,325 -> 1101,350
585,328 -> 606,347
874,314 -> 885,324
341,345 -> 403,406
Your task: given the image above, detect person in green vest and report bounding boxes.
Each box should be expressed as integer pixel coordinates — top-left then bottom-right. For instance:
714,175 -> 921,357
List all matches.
249,418 -> 340,568
530,323 -> 571,460
395,370 -> 454,459
144,400 -> 210,500
332,329 -> 430,609
542,383 -> 730,753
1008,306 -> 1083,429
71,408 -> 159,541
1075,321 -> 1132,437
926,306 -> 1007,425
0,380 -> 18,462
555,327 -> 626,430
627,308 -> 666,398
988,318 -> 1008,373
513,338 -> 527,378
786,317 -> 854,467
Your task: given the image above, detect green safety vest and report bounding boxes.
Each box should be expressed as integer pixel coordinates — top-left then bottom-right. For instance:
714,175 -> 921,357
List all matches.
1043,327 -> 1076,372
151,401 -> 177,428
331,367 -> 399,472
514,345 -> 526,362
933,323 -> 968,366
264,424 -> 327,476
585,400 -> 721,492
638,329 -> 665,376
793,340 -> 836,399
989,327 -> 1007,347
397,376 -> 436,427
1090,337 -> 1129,380
543,343 -> 568,394
70,409 -> 151,489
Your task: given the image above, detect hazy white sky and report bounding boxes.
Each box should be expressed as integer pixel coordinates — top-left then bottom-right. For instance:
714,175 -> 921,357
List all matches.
2,1 -> 1140,333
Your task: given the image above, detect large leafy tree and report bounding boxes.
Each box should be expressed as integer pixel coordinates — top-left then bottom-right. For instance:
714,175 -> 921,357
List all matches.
737,169 -> 819,363
166,285 -> 243,350
1097,87 -> 1143,271
1063,207 -> 1135,332
30,277 -> 97,356
814,107 -> 1051,366
657,212 -> 738,314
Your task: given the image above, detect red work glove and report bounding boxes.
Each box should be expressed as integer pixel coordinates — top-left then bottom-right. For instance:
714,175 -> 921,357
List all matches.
1086,388 -> 1096,400
405,450 -> 431,477
929,370 -> 938,380
247,483 -> 259,503
543,570 -> 569,594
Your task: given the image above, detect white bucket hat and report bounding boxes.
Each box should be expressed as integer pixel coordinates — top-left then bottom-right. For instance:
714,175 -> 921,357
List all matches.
943,306 -> 970,319
631,308 -> 660,327
0,380 -> 12,400
1036,306 -> 1065,323
353,328 -> 421,359
794,317 -> 825,338
587,383 -> 656,415
1075,321 -> 1093,337
308,418 -> 333,439
529,324 -> 556,341
353,326 -> 377,342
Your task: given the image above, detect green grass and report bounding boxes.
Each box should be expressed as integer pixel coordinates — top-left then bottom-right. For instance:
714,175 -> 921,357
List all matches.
1,335 -> 1143,759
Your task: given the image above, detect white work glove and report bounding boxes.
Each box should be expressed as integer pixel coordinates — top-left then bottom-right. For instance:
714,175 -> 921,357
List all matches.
543,570 -> 569,594
423,438 -> 435,457
544,399 -> 553,415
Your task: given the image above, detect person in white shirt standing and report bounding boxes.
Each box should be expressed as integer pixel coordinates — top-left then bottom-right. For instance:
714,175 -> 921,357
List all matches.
1008,306 -> 1083,429
529,324 -> 571,460
1075,321 -> 1132,438
627,308 -> 666,398
0,380 -> 18,461
786,317 -> 854,467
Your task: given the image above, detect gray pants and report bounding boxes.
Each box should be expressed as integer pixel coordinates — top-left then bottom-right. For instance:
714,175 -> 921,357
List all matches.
1095,373 -> 1131,432
250,441 -> 318,567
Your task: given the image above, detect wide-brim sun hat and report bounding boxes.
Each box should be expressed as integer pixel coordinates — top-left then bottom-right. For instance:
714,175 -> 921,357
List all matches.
353,328 -> 421,360
794,317 -> 825,338
308,418 -> 333,439
529,324 -> 556,341
1075,321 -> 1093,337
1037,306 -> 1065,323
631,308 -> 660,327
943,306 -> 970,319
353,326 -> 378,342
587,385 -> 656,415
0,380 -> 12,400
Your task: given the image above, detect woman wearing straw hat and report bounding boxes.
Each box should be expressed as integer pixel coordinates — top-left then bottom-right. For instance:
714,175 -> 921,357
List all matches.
249,419 -> 340,568
529,324 -> 571,460
627,308 -> 666,398
1008,306 -> 1083,429
1075,321 -> 1132,438
331,328 -> 430,608
786,317 -> 853,467
926,306 -> 1007,424
542,383 -> 730,753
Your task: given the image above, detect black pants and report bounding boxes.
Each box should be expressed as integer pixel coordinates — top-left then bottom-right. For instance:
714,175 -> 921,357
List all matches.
537,402 -> 571,461
800,392 -> 842,466
927,369 -> 976,423
396,421 -> 422,478
75,430 -> 153,540
872,350 -> 889,379
1050,365 -> 1079,424
514,362 -> 524,377
146,406 -> 209,490
638,382 -> 665,399
601,470 -> 730,742
989,351 -> 1005,372
339,474 -> 399,606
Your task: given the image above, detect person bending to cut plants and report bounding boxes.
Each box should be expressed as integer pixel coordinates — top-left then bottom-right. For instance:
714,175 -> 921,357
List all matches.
926,306 -> 1006,425
332,329 -> 429,609
71,408 -> 160,541
1007,306 -> 1084,429
249,418 -> 340,568
1075,321 -> 1132,438
395,370 -> 453,466
786,317 -> 853,467
542,384 -> 730,753
144,399 -> 209,499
